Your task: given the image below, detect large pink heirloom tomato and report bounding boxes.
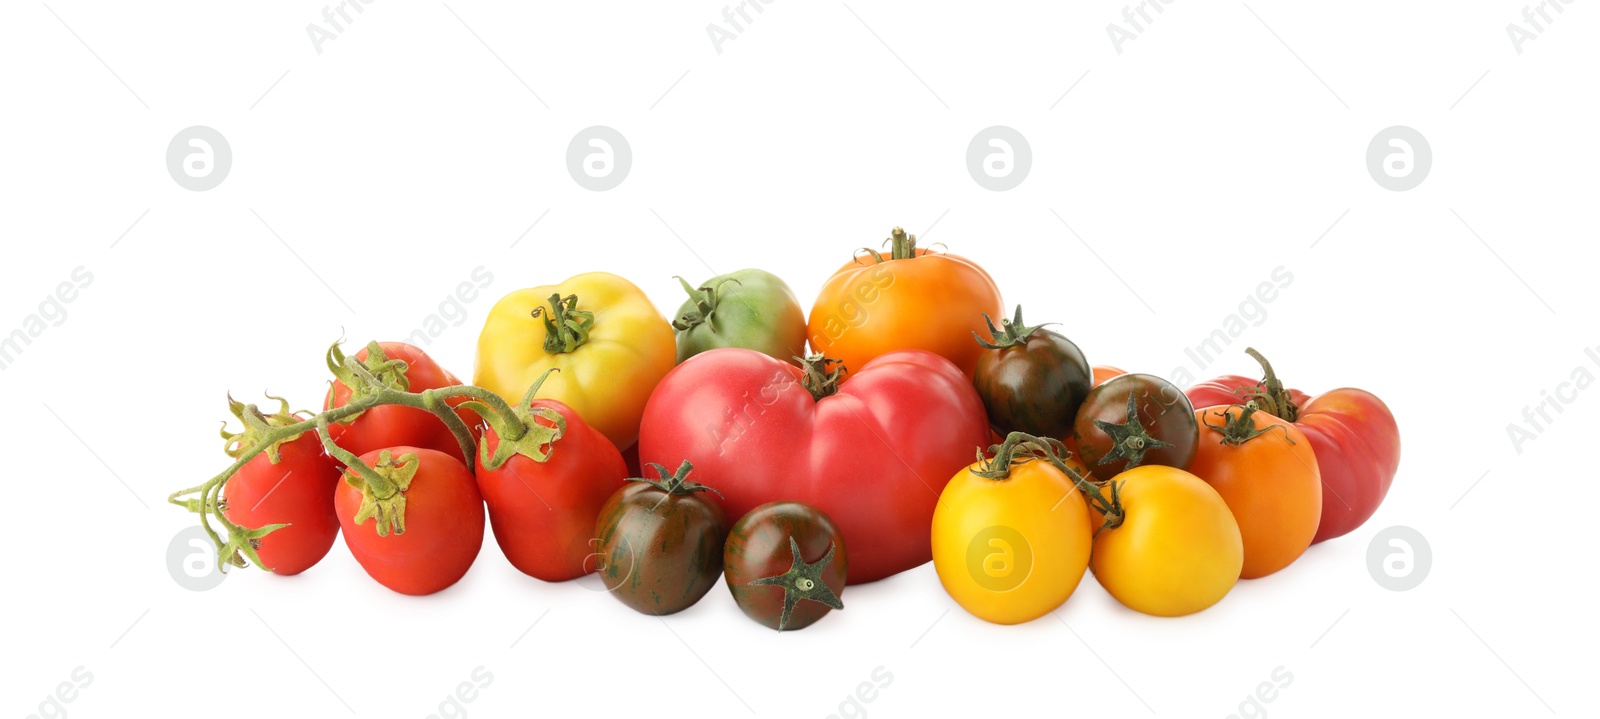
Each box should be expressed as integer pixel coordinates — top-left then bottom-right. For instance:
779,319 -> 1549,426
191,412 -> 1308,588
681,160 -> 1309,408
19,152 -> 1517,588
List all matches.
638,348 -> 989,583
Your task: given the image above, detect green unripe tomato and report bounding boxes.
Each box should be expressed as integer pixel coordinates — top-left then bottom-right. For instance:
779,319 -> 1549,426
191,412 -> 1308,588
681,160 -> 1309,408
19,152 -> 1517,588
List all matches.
671,269 -> 807,364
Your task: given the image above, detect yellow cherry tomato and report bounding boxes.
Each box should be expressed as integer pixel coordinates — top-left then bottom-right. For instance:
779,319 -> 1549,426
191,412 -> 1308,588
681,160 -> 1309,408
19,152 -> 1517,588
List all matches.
1088,465 -> 1243,617
932,455 -> 1093,625
475,272 -> 674,450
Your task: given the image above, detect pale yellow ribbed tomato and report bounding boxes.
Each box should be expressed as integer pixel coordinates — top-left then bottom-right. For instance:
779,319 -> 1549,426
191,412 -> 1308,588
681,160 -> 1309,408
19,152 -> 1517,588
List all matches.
474,272 -> 674,451
1088,465 -> 1243,617
932,457 -> 1092,625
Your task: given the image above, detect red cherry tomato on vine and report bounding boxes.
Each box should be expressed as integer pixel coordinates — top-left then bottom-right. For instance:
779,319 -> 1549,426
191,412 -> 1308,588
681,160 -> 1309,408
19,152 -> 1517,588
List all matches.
220,397 -> 342,575
324,341 -> 477,464
335,447 -> 484,595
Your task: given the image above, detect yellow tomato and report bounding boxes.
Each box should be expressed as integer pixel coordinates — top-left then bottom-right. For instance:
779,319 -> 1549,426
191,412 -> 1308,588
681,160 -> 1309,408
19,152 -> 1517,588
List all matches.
475,272 -> 674,450
1088,465 -> 1243,617
932,458 -> 1093,625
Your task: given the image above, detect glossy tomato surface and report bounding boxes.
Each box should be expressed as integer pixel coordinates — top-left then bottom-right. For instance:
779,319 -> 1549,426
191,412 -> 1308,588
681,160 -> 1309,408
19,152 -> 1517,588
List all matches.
335,447 -> 484,596
724,502 -> 847,631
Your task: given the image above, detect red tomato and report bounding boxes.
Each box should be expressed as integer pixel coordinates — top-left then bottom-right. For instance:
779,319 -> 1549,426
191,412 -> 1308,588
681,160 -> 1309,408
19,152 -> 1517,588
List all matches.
1187,349 -> 1400,544
324,341 -> 477,464
222,429 -> 341,575
638,348 -> 989,583
474,390 -> 629,582
335,447 -> 485,595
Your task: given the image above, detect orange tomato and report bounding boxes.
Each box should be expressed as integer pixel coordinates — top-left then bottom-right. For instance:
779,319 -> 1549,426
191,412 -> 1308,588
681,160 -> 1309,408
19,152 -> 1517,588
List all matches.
808,228 -> 1002,377
1188,405 -> 1322,579
1091,365 -> 1126,387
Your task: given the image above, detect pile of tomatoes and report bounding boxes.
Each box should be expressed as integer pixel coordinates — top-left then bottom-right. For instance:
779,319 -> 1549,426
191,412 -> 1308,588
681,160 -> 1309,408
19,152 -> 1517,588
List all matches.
181,227 -> 1400,630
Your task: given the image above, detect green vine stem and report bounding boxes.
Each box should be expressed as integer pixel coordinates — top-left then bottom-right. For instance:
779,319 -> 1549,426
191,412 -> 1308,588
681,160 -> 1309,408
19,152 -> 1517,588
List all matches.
974,431 -> 1126,535
1239,347 -> 1301,422
168,342 -> 533,573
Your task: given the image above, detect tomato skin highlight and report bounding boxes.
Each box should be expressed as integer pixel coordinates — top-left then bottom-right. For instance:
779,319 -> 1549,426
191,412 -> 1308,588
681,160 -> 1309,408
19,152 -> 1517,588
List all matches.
475,399 -> 629,582
222,432 -> 342,575
1089,465 -> 1243,617
594,474 -> 729,616
475,272 -> 676,451
932,459 -> 1093,625
1187,406 -> 1322,579
1073,373 -> 1198,481
324,342 -> 476,464
1188,378 -> 1400,544
334,447 -> 484,596
808,232 -> 1003,378
638,348 -> 990,584
724,502 -> 848,631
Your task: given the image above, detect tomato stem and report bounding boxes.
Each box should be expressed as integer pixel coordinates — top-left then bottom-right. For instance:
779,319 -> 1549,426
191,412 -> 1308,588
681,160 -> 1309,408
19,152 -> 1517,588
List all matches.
1242,347 -> 1301,422
671,275 -> 742,333
973,305 -> 1054,350
533,293 -> 595,354
796,353 -> 845,401
627,460 -> 724,498
974,431 -> 1125,532
1201,404 -> 1297,447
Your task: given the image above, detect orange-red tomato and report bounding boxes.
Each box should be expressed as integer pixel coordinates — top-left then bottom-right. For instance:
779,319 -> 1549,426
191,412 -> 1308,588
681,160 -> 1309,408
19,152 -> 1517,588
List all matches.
1187,406 -> 1321,579
808,228 -> 1002,377
1091,365 -> 1126,387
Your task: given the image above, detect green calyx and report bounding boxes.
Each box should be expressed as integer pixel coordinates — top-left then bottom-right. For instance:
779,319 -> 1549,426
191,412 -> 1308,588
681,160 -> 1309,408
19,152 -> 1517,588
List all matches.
746,536 -> 845,631
1091,391 -> 1174,469
671,275 -> 743,333
221,393 -> 309,463
973,305 -> 1053,350
976,431 -> 1125,535
326,340 -> 410,427
1203,404 -> 1296,447
533,293 -> 595,354
344,449 -> 420,537
796,353 -> 846,401
629,460 -> 724,499
1235,347 -> 1301,422
462,368 -> 568,471
855,226 -> 922,264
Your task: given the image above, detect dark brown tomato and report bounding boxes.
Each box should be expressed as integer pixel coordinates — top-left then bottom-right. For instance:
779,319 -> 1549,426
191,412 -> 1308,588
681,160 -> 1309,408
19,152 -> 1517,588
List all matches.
1073,373 -> 1198,482
972,308 -> 1091,438
594,462 -> 728,616
723,501 -> 847,631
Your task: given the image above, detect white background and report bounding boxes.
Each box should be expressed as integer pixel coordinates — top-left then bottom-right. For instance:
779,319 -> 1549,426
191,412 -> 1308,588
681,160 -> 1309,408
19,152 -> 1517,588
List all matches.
2,1 -> 1595,717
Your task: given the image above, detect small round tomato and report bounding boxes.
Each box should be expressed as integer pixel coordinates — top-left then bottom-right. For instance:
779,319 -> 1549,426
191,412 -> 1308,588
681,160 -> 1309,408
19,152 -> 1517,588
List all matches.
1091,365 -> 1126,387
672,269 -> 807,364
724,502 -> 847,631
594,461 -> 729,615
972,306 -> 1092,438
1073,373 -> 1198,482
1088,465 -> 1242,616
932,435 -> 1094,625
335,447 -> 485,596
220,396 -> 342,575
1189,405 -> 1321,579
471,372 -> 629,582
324,341 -> 476,464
